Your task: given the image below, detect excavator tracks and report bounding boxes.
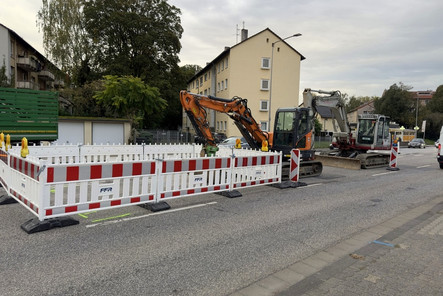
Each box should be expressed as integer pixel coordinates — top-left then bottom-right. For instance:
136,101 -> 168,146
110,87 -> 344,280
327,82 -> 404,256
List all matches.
356,153 -> 390,169
316,152 -> 389,170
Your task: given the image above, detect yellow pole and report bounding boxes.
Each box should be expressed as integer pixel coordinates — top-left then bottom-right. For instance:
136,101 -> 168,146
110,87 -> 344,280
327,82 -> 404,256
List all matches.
21,137 -> 29,158
0,132 -> 4,149
5,134 -> 10,151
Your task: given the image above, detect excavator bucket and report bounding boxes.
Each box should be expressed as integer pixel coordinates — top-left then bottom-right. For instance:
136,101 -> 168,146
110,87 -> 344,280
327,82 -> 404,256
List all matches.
315,154 -> 362,170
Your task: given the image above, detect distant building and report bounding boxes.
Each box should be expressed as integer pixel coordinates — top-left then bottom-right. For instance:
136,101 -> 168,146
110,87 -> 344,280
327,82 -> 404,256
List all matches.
185,28 -> 305,138
409,90 -> 435,106
0,23 -> 64,90
347,100 -> 375,124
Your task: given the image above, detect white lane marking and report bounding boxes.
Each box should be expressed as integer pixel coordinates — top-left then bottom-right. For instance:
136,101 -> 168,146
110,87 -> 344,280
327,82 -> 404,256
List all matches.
372,172 -> 395,177
86,201 -> 218,228
304,183 -> 322,188
417,165 -> 431,168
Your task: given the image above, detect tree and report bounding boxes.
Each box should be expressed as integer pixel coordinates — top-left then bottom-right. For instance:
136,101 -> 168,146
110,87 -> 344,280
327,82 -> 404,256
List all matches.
94,75 -> 167,128
345,96 -> 378,113
83,0 -> 183,82
0,59 -> 13,88
37,0 -> 92,84
375,83 -> 415,127
427,85 -> 443,113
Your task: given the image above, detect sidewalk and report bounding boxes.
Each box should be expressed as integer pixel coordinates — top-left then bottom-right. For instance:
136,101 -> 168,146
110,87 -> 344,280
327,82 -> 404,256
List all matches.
233,196 -> 443,296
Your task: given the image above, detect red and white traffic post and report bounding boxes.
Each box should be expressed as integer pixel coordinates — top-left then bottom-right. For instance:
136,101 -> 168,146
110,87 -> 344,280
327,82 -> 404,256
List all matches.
387,140 -> 400,171
290,149 -> 300,182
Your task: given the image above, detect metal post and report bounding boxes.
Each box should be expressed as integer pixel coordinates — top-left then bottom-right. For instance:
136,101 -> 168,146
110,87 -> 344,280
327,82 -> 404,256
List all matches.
268,33 -> 302,132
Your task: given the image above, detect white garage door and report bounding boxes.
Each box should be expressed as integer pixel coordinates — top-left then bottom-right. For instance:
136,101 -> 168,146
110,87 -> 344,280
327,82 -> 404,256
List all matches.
92,123 -> 124,144
57,122 -> 84,144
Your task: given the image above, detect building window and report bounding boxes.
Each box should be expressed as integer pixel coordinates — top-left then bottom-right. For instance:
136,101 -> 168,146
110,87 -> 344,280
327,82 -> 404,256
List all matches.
260,100 -> 269,111
260,121 -> 269,132
204,73 -> 208,81
221,60 -> 224,71
199,77 -> 203,86
221,80 -> 224,90
204,89 -> 207,95
260,79 -> 270,91
225,57 -> 228,68
217,121 -> 220,130
224,121 -> 227,131
261,57 -> 270,69
225,79 -> 228,90
217,82 -> 220,92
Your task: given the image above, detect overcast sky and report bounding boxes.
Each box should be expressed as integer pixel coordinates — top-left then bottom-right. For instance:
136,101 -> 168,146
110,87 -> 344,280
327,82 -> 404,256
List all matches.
1,0 -> 442,98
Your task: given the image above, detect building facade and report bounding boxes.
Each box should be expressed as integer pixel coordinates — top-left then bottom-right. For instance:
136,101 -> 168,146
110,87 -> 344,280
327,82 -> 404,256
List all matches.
0,23 -> 63,90
185,28 -> 305,138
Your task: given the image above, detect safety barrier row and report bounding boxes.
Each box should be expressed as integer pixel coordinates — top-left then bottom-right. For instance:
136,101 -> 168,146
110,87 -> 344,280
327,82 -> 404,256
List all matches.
0,144 -> 281,222
7,143 -> 205,164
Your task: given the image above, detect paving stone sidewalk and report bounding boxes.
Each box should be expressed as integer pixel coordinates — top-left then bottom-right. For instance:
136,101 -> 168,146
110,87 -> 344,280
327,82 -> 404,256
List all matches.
233,196 -> 443,296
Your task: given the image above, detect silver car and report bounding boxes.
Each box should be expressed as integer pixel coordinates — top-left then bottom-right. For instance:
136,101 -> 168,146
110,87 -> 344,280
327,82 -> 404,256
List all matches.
408,138 -> 425,148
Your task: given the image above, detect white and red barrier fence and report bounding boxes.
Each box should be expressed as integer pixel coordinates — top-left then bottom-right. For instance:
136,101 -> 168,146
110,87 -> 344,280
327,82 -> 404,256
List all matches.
0,144 -> 281,223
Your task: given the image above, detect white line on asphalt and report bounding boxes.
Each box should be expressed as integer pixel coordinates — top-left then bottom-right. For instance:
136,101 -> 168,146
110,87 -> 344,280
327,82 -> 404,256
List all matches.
304,183 -> 322,188
417,165 -> 431,168
86,201 -> 218,228
372,172 -> 395,177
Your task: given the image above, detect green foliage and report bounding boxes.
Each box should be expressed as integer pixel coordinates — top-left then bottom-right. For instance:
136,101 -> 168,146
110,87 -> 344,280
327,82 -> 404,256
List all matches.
83,0 -> 183,82
37,0 -> 92,82
345,96 -> 377,113
375,82 -> 414,127
427,85 -> 443,113
314,117 -> 322,135
94,75 -> 167,127
0,61 -> 13,88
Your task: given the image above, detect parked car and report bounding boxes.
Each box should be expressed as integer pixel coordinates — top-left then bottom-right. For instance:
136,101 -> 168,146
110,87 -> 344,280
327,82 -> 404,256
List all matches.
218,137 -> 250,149
408,138 -> 426,148
435,139 -> 440,148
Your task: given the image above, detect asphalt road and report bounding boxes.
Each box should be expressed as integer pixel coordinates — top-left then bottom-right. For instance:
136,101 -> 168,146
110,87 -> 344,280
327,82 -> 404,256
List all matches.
0,145 -> 441,296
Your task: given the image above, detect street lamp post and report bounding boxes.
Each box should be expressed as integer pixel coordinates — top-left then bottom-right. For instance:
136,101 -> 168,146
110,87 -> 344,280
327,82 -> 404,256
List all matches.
268,33 -> 302,131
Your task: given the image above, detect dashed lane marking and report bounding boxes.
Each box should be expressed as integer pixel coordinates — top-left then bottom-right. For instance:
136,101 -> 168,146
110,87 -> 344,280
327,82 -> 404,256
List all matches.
372,172 -> 396,177
86,201 -> 218,228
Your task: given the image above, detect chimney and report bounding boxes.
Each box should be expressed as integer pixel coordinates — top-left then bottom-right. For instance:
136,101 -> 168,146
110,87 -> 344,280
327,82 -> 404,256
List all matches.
241,29 -> 248,42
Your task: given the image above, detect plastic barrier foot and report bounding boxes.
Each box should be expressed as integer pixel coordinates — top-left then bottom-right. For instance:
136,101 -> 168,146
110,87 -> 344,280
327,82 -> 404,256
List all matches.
0,195 -> 18,205
139,201 -> 171,212
272,181 -> 308,189
21,216 -> 79,234
386,167 -> 400,171
216,190 -> 242,198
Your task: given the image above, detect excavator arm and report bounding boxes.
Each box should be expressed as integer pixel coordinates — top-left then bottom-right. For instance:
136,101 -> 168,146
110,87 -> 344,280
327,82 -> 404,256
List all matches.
180,91 -> 269,154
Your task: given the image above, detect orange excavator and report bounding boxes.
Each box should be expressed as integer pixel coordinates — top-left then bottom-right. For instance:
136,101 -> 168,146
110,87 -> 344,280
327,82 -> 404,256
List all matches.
180,90 -> 323,177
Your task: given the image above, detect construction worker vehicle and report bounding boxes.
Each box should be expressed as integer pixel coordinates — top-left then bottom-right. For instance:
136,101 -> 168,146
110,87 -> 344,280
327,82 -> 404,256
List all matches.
180,90 -> 323,178
304,89 -> 392,169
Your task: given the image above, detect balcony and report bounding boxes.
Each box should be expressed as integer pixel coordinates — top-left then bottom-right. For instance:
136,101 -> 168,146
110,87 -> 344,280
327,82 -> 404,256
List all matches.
17,81 -> 38,90
17,57 -> 39,72
54,79 -> 65,87
38,70 -> 55,81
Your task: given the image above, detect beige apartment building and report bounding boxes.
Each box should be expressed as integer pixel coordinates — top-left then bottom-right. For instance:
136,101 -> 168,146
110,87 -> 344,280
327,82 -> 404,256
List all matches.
185,28 -> 305,138
0,23 -> 63,90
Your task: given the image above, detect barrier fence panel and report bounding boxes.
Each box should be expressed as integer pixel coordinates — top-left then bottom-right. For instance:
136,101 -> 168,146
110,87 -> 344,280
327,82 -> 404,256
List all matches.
4,154 -> 42,218
158,157 -> 232,200
41,160 -> 158,220
0,148 -> 9,188
232,154 -> 281,189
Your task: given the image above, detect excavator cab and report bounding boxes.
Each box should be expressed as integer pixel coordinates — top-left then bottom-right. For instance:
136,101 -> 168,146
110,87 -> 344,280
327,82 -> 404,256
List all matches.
356,114 -> 391,150
272,107 -> 315,161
